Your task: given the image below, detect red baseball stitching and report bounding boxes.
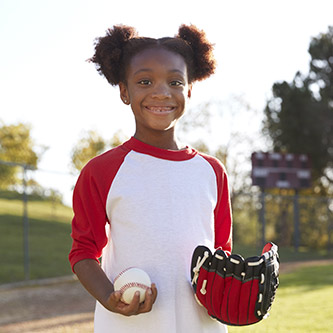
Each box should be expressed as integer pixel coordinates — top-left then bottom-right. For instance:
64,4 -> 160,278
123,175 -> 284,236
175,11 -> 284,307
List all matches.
113,267 -> 135,284
120,282 -> 150,294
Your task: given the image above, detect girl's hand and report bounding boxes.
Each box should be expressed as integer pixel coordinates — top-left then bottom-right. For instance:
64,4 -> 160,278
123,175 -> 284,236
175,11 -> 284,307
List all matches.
104,283 -> 158,316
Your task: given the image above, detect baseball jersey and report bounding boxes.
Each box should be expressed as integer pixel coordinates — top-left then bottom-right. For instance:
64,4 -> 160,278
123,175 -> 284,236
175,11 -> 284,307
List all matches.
69,137 -> 232,333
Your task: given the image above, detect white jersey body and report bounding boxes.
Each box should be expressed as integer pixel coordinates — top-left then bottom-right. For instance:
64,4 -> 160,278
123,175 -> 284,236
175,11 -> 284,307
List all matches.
69,138 -> 231,333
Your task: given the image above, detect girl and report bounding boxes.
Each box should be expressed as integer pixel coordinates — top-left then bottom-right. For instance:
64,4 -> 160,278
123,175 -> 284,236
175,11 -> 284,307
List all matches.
69,24 -> 232,332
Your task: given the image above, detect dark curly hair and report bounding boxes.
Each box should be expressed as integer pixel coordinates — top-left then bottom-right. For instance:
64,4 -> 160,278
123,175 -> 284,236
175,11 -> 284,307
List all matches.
90,24 -> 216,85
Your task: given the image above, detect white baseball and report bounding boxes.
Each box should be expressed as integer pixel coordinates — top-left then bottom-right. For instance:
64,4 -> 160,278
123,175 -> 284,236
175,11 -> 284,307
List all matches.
113,267 -> 151,304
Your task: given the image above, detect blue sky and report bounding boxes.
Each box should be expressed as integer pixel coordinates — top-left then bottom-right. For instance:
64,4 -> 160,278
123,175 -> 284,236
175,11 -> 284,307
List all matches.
1,0 -> 332,203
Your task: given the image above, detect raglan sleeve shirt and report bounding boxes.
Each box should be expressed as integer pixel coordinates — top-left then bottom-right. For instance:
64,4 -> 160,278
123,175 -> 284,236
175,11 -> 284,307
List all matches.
69,138 -> 232,271
68,137 -> 232,333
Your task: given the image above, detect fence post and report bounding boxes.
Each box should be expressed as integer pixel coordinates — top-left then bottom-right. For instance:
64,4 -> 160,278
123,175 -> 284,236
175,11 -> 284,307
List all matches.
259,190 -> 266,247
328,199 -> 333,252
22,166 -> 30,280
293,189 -> 300,252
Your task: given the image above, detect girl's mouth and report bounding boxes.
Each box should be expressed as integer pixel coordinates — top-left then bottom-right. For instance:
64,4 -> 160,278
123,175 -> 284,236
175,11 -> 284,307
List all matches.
145,106 -> 176,114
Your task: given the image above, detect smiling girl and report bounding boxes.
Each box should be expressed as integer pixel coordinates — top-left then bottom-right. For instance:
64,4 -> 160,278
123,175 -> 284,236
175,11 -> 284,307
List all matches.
69,24 -> 232,333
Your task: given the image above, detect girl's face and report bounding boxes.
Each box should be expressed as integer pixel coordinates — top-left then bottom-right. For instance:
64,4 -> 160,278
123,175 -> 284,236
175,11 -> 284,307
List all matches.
119,47 -> 192,145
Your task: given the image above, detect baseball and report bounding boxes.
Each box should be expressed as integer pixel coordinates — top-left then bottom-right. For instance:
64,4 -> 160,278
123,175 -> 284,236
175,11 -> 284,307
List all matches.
113,267 -> 152,304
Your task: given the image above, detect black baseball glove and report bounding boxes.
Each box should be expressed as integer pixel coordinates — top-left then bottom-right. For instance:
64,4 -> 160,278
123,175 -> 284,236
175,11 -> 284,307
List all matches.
190,242 -> 279,326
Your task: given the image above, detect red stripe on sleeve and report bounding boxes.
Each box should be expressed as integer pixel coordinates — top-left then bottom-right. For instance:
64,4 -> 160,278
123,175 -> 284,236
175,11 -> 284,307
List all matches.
69,144 -> 130,272
199,153 -> 233,254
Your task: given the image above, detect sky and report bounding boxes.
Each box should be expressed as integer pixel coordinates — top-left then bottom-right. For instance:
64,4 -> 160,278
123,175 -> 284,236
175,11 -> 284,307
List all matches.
1,0 -> 333,204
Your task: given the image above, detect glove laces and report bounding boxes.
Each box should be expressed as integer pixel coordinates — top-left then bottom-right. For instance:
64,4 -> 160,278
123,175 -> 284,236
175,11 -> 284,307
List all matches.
191,251 -> 209,285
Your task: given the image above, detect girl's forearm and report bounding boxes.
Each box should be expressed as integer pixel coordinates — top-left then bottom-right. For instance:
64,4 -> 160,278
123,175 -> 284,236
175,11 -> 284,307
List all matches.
73,258 -> 158,316
73,259 -> 114,307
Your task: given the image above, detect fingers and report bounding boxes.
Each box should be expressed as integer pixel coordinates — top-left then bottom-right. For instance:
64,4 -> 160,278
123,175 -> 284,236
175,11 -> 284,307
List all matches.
106,283 -> 158,316
107,291 -> 141,316
108,290 -> 122,305
137,283 -> 158,314
124,291 -> 142,315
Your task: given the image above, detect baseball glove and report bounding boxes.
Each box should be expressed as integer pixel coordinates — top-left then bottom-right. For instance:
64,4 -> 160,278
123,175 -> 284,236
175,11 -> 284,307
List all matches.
190,242 -> 279,326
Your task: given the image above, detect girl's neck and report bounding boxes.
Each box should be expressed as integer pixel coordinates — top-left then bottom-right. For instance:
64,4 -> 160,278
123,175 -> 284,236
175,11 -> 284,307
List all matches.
133,130 -> 184,150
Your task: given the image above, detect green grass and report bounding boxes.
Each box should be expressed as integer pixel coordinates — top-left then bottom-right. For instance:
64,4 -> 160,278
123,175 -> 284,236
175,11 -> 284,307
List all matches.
229,264 -> 333,332
0,197 -> 73,283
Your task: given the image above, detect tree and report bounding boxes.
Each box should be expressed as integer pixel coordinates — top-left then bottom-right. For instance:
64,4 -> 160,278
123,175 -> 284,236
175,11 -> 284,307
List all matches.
0,122 -> 39,188
70,130 -> 127,173
263,26 -> 333,190
70,130 -> 106,173
308,26 -> 333,185
308,26 -> 333,105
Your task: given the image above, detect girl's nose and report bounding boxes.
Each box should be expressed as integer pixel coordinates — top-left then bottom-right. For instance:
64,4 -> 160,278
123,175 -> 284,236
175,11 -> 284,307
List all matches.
151,84 -> 172,99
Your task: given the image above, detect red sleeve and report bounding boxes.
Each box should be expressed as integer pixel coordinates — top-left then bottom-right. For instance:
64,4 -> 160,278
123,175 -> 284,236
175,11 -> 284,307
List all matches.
200,154 -> 233,255
68,145 -> 129,272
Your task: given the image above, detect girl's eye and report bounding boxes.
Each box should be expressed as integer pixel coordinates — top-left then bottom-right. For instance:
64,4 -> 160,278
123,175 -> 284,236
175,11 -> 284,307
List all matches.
170,80 -> 184,87
138,79 -> 151,85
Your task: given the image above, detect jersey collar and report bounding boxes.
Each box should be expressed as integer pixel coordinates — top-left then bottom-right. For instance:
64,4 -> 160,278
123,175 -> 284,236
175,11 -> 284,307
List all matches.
124,137 -> 197,161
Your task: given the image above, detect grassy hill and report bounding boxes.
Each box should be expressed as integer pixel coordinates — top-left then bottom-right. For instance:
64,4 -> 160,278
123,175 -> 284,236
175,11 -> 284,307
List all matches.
0,194 -> 73,284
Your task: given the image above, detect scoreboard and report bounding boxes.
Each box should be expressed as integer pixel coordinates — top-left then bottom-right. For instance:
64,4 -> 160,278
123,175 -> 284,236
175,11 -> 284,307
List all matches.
251,152 -> 311,189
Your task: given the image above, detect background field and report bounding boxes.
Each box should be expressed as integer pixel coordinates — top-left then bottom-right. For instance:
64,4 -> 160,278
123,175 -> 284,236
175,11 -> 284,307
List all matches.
1,194 -> 332,284
0,261 -> 332,332
0,195 -> 333,332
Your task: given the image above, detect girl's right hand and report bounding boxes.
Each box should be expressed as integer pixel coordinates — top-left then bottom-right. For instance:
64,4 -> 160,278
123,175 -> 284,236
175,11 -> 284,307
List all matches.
104,283 -> 158,316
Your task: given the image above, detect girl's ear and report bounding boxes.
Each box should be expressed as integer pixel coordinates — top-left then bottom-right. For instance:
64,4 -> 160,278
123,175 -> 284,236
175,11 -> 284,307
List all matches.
119,82 -> 130,105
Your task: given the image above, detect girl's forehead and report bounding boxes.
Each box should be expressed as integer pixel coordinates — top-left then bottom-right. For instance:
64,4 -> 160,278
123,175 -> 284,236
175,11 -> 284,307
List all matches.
128,47 -> 187,75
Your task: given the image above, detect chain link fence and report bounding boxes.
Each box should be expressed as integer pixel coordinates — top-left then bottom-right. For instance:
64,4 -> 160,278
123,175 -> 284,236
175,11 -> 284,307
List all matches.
232,191 -> 333,252
0,161 -> 74,284
1,160 -> 332,284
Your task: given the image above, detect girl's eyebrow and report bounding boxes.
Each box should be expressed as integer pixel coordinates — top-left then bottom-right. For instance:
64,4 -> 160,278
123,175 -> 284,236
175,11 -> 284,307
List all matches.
134,68 -> 153,75
133,68 -> 186,76
170,69 -> 186,76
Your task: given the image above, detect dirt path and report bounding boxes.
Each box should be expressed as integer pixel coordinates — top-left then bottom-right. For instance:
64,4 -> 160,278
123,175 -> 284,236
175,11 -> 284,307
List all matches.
0,276 -> 95,333
279,259 -> 333,274
1,260 -> 332,332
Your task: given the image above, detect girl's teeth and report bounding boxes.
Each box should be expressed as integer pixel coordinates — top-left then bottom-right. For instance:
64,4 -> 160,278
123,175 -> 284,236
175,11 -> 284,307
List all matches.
148,107 -> 173,112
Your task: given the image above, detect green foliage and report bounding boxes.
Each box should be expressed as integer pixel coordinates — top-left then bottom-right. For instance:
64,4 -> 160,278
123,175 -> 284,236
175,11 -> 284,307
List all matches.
0,121 -> 39,188
70,130 -> 106,172
190,140 -> 210,154
232,193 -> 259,246
308,26 -> 333,102
263,26 -> 333,189
70,130 -> 127,172
231,192 -> 333,250
268,194 -> 333,250
264,75 -> 328,184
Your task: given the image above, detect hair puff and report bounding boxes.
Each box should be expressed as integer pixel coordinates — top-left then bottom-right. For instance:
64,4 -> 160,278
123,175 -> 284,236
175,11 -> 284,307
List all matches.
177,24 -> 216,82
90,25 -> 139,85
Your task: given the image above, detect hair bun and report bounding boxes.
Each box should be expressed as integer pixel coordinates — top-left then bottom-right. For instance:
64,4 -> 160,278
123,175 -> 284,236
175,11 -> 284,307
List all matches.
91,25 -> 138,85
177,24 -> 216,81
